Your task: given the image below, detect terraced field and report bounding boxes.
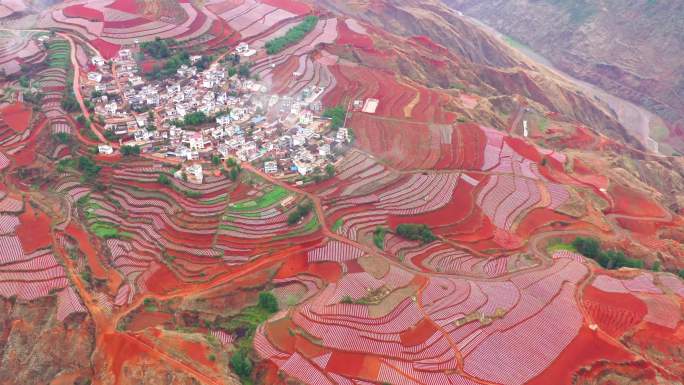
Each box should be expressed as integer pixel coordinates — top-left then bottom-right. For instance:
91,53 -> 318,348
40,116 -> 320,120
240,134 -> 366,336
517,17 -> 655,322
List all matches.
1,1 -> 684,385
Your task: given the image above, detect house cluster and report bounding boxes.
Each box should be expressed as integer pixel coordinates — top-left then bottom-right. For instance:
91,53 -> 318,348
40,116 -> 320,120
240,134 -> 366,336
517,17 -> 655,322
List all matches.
83,45 -> 352,182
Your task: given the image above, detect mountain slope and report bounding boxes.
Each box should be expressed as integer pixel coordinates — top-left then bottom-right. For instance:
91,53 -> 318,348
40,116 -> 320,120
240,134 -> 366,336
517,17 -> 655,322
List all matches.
443,0 -> 684,149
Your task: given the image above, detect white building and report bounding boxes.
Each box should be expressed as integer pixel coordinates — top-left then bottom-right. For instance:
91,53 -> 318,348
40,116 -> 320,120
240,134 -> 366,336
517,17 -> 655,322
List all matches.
91,56 -> 105,67
98,144 -> 113,155
117,49 -> 132,61
264,161 -> 278,174
336,127 -> 349,143
318,143 -> 331,157
105,102 -> 118,115
186,132 -> 208,151
362,98 -> 379,114
87,72 -> 102,83
186,164 -> 204,184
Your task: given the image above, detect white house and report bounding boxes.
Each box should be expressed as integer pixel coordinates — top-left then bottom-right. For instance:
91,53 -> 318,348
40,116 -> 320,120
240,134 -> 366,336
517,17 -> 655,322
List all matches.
216,115 -> 232,127
91,56 -> 105,67
187,132 -> 208,151
98,144 -> 113,155
186,164 -> 203,184
264,161 -> 278,174
293,159 -> 311,176
362,98 -> 379,114
104,102 -> 118,115
318,143 -> 331,157
336,127 -> 349,143
117,49 -> 132,61
87,72 -> 102,83
299,110 -> 313,126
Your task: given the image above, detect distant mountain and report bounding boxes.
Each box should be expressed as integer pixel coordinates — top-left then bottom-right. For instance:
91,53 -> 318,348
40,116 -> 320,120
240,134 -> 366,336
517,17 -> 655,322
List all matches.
443,0 -> 684,139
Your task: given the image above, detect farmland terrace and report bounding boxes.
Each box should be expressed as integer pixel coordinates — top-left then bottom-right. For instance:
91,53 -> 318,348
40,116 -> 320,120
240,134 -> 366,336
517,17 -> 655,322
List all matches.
0,1 -> 683,385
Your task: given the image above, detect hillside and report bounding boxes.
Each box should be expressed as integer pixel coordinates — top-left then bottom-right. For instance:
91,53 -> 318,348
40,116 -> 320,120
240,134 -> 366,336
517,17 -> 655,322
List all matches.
1,1 -> 684,385
443,0 -> 684,152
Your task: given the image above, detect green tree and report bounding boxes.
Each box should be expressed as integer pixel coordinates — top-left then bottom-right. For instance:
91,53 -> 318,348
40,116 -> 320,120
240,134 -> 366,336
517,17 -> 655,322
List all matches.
157,174 -> 171,186
120,145 -> 141,156
323,105 -> 346,129
258,292 -> 279,313
238,64 -> 251,78
230,349 -> 253,378
325,163 -> 335,178
396,223 -> 436,244
265,16 -> 319,54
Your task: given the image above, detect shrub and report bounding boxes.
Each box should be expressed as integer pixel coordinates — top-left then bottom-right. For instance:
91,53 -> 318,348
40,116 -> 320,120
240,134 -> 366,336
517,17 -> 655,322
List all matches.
287,201 -> 313,225
230,349 -> 252,378
373,226 -> 387,249
396,223 -> 436,244
258,292 -> 278,313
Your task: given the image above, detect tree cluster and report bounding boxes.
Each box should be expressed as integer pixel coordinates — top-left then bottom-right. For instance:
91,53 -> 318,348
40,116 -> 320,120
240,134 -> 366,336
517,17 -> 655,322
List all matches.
265,16 -> 319,54
287,201 -> 313,225
323,105 -> 346,129
396,223 -> 437,244
140,37 -> 175,59
572,237 -> 644,269
120,145 -> 141,156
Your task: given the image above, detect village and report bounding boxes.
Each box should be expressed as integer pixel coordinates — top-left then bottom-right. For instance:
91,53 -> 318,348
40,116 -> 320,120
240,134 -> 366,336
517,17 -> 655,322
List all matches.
82,42 -> 368,185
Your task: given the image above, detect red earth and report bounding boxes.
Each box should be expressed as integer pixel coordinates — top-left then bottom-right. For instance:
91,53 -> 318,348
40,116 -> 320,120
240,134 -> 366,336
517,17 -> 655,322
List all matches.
583,285 -> 647,337
16,199 -> 51,252
127,311 -> 173,332
609,184 -> 667,218
526,325 -> 635,385
63,4 -> 104,21
0,102 -> 32,132
91,39 -> 121,59
260,0 -> 311,15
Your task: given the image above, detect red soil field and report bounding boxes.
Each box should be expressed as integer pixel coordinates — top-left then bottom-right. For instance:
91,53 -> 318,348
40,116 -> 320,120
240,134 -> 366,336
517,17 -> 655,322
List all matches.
106,0 -> 140,14
99,332 -> 152,384
515,208 -> 576,239
336,19 -> 374,50
326,351 -> 381,380
626,321 -> 684,377
616,217 -> 662,236
388,184 -> 473,230
63,4 -> 104,21
266,317 -> 296,353
174,4 -> 207,40
399,317 -> 438,346
609,184 -> 667,218
583,286 -> 647,337
295,334 -> 327,358
0,102 -> 32,132
505,136 -> 542,163
260,0 -> 311,15
527,325 -> 635,385
307,261 -> 342,283
16,200 -> 51,252
180,339 -> 215,368
103,17 -> 151,29
91,39 -> 121,59
146,264 -> 184,295
127,311 -> 172,332
65,222 -> 109,280
273,252 -> 307,279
